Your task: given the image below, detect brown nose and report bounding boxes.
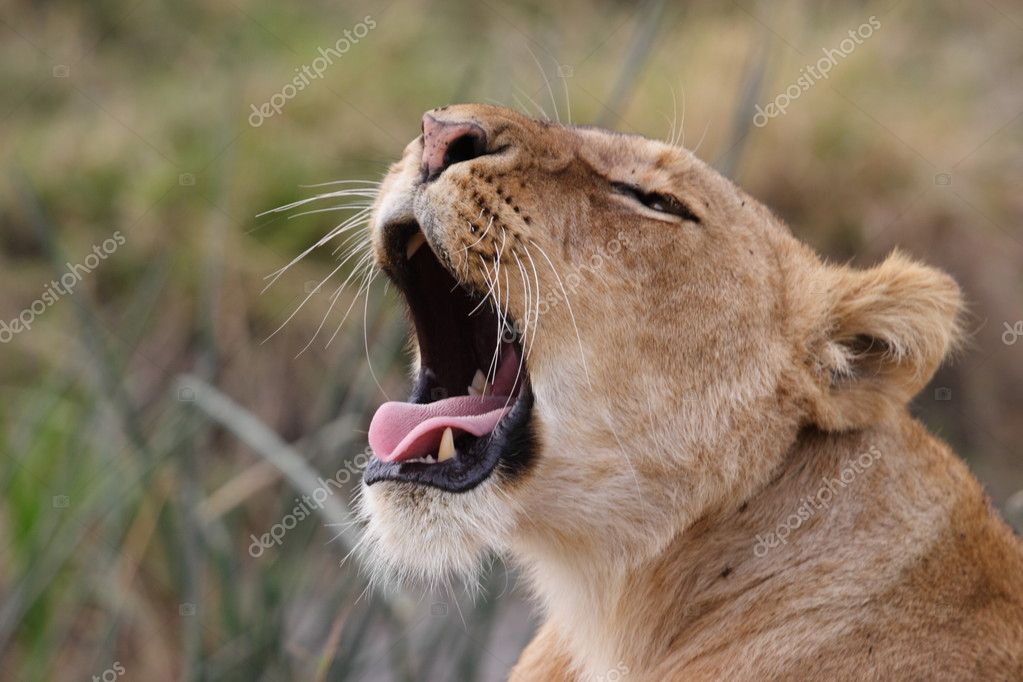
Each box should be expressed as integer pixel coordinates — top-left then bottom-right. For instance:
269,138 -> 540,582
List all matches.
420,113 -> 487,182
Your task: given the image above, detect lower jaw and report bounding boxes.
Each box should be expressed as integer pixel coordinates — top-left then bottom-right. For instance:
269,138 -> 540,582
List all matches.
363,384 -> 535,493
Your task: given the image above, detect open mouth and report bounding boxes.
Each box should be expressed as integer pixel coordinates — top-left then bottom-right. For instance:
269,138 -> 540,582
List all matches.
363,222 -> 536,493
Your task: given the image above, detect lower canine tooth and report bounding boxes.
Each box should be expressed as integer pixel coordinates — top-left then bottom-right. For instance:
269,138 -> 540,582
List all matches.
438,427 -> 455,462
405,232 -> 427,260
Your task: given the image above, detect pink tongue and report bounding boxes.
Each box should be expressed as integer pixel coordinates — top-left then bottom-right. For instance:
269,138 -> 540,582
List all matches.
369,396 -> 512,462
369,345 -> 523,463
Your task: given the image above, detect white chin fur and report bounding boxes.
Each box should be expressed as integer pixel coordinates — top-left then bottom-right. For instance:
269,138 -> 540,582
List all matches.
357,477 -> 515,589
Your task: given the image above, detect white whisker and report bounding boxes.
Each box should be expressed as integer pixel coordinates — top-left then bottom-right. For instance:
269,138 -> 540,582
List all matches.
263,207 -> 372,291
526,45 -> 560,124
298,179 -> 381,189
257,188 -> 378,217
362,270 -> 390,400
324,259 -> 377,349
561,71 -> 572,125
677,85 -> 688,148
507,254 -> 531,412
691,116 -> 712,157
522,244 -> 543,355
486,254 -> 506,382
469,254 -> 499,316
515,85 -> 550,121
530,239 -> 590,384
286,203 -> 374,221
667,85 -> 679,147
510,93 -> 531,118
295,246 -> 374,356
330,227 -> 374,257
462,215 -> 495,252
265,243 -> 371,345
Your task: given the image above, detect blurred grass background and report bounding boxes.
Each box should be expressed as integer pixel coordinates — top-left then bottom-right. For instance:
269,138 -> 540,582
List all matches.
0,0 -> 1021,679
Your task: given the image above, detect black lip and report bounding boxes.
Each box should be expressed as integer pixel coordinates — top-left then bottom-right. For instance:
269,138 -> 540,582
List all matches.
364,382 -> 535,492
364,220 -> 537,493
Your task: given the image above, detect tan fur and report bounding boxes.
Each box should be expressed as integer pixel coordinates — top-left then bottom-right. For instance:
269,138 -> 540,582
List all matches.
360,104 -> 1023,680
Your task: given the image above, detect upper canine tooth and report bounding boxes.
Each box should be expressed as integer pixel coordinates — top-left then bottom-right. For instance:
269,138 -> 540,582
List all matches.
438,427 -> 456,462
469,369 -> 488,396
405,232 -> 427,260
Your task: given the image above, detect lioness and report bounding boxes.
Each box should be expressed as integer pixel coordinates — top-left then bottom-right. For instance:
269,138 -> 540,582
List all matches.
357,104 -> 1023,680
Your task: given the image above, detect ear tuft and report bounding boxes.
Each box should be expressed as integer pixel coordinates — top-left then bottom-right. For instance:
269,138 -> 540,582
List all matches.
809,251 -> 964,431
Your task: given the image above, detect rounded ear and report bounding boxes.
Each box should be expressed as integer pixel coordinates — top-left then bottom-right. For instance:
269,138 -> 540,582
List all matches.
807,251 -> 964,431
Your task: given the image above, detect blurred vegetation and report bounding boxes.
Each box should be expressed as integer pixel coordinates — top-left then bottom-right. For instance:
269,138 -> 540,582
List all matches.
0,0 -> 1020,679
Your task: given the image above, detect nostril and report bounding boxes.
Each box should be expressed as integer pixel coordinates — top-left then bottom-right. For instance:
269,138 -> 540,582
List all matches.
421,114 -> 489,182
443,132 -> 485,169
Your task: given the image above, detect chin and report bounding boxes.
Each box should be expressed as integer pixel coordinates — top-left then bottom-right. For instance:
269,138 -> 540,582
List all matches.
357,470 -> 518,588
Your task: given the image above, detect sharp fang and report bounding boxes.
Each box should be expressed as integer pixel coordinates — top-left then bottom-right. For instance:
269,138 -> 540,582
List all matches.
438,427 -> 456,462
469,369 -> 488,396
405,232 -> 427,260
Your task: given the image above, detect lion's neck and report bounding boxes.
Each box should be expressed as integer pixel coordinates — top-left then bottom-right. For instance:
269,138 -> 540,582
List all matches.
517,420 -> 954,679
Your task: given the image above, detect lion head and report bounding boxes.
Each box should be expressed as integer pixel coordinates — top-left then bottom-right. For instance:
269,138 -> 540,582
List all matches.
357,104 -> 962,591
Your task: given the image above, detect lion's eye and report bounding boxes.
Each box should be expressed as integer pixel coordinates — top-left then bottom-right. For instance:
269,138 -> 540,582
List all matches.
611,182 -> 701,224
